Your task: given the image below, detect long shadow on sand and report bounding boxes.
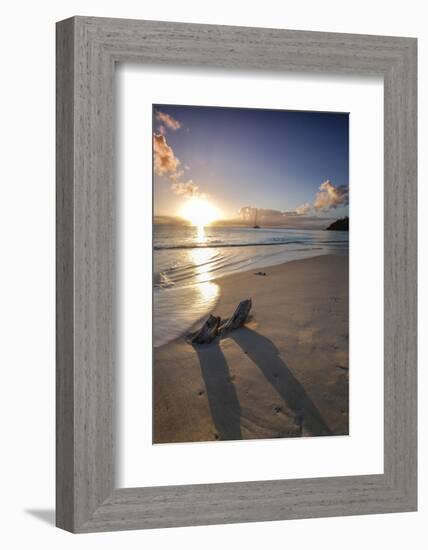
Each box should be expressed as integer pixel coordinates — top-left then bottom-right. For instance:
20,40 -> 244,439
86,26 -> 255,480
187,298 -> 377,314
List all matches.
230,327 -> 332,437
194,344 -> 242,441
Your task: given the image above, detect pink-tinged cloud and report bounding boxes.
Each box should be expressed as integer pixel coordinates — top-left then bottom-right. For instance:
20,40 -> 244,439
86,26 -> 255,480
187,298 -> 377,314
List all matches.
237,205 -> 333,229
295,202 -> 312,215
238,206 -> 297,224
314,180 -> 348,211
170,180 -> 201,198
169,169 -> 185,182
155,110 -> 181,131
153,133 -> 180,177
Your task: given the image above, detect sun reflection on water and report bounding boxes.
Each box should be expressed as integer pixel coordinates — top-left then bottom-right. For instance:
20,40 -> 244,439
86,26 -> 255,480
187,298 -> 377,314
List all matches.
196,279 -> 219,308
189,226 -> 212,283
188,225 -> 219,305
195,224 -> 205,243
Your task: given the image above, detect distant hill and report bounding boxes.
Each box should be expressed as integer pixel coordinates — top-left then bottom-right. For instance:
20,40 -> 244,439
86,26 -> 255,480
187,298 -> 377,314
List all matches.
326,217 -> 349,231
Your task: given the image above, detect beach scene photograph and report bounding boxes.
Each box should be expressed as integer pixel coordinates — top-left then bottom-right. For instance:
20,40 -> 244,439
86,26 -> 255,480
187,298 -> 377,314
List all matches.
153,104 -> 349,444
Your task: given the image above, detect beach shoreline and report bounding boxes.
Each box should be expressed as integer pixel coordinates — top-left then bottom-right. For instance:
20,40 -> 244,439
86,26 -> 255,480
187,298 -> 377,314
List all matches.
153,254 -> 349,444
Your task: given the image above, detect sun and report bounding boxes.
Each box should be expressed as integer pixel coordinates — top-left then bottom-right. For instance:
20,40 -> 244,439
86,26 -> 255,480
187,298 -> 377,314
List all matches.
179,197 -> 220,227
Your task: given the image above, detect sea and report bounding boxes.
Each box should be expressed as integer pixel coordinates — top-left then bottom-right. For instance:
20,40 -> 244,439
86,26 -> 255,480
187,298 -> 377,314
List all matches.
153,225 -> 348,347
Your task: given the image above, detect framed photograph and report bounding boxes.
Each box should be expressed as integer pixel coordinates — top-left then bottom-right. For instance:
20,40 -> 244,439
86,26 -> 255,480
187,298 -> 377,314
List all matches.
56,17 -> 417,532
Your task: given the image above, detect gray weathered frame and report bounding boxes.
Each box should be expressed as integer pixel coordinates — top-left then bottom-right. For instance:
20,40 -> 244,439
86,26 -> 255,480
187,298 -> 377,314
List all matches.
56,16 -> 417,533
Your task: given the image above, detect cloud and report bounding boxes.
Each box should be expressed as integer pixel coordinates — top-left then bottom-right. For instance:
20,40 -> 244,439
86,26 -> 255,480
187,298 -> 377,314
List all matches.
295,202 -> 312,215
153,114 -> 210,202
295,180 -> 348,215
153,132 -> 206,200
314,180 -> 348,211
153,133 -> 180,177
171,180 -> 203,198
169,169 -> 185,182
155,110 -> 181,131
237,205 -> 333,229
238,206 -> 298,225
236,180 -> 348,229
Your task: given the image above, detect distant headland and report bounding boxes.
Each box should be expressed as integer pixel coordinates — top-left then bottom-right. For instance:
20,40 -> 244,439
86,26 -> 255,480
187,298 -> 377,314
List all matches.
326,217 -> 349,231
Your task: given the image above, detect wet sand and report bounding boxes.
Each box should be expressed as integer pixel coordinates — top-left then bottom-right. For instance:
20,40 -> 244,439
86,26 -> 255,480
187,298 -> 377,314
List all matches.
153,254 -> 349,443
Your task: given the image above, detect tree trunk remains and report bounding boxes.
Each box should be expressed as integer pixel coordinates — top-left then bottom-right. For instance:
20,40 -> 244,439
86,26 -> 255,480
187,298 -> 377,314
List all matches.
219,298 -> 252,335
187,299 -> 252,345
188,314 -> 221,345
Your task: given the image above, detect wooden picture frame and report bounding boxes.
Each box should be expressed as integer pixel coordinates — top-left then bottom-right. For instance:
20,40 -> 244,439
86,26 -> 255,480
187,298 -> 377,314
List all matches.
56,16 -> 417,532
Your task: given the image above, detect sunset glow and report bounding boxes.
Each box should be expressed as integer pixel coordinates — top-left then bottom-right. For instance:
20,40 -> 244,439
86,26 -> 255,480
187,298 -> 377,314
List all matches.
179,198 -> 221,227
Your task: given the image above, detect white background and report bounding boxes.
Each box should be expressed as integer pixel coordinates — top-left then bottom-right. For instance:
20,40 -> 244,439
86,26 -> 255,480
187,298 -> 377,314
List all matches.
118,67 -> 384,487
0,1 -> 425,549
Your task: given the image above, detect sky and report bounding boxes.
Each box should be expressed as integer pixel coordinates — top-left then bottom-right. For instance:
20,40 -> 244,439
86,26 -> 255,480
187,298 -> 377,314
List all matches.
153,104 -> 349,228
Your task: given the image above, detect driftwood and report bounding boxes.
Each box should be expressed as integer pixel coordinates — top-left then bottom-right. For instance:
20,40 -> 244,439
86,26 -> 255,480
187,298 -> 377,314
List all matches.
219,298 -> 252,335
188,314 -> 221,345
187,299 -> 252,345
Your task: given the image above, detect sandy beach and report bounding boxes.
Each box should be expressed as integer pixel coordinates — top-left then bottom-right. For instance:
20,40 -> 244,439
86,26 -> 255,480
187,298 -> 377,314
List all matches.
153,254 -> 349,443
